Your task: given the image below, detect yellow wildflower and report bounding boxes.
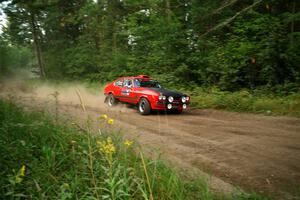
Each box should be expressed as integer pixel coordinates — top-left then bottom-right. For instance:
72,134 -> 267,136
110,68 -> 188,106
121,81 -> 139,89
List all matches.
107,118 -> 114,125
70,140 -> 76,145
15,176 -> 23,184
98,137 -> 116,155
20,165 -> 26,176
15,165 -> 26,184
63,183 -> 70,189
124,139 -> 133,147
98,114 -> 108,120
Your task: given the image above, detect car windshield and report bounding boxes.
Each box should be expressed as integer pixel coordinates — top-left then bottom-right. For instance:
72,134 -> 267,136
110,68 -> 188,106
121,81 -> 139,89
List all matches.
134,79 -> 162,88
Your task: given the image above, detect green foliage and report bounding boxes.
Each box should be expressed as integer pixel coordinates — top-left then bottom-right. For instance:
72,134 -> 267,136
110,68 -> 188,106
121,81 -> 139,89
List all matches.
190,87 -> 300,117
0,36 -> 32,75
2,0 -> 300,91
206,11 -> 300,90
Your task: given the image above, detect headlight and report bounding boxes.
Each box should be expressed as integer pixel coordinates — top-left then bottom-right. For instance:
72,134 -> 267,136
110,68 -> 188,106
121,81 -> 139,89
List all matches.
168,96 -> 174,102
182,96 -> 186,103
159,95 -> 166,101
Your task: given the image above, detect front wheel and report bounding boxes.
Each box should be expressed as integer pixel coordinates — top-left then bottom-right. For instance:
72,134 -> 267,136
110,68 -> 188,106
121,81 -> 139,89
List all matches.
107,94 -> 117,107
138,98 -> 151,115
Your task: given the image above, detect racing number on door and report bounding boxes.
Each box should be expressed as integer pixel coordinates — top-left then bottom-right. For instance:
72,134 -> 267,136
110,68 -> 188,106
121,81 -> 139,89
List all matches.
122,79 -> 132,96
121,89 -> 130,96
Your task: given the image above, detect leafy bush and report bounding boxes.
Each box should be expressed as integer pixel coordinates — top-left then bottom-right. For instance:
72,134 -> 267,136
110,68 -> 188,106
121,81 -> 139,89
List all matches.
190,87 -> 300,117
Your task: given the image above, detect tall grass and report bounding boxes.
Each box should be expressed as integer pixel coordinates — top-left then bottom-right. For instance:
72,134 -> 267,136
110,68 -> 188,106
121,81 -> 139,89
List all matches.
0,100 -> 270,199
189,87 -> 300,117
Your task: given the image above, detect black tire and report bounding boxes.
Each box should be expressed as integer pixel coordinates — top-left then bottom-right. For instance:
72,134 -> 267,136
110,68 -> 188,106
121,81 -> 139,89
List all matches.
107,94 -> 117,107
138,98 -> 151,115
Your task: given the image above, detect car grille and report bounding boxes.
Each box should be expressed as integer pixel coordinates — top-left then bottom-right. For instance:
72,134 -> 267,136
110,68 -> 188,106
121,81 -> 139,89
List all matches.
172,98 -> 182,104
173,97 -> 182,102
166,96 -> 183,104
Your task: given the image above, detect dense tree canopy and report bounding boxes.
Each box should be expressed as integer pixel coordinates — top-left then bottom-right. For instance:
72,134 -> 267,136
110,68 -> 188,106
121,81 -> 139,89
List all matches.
0,0 -> 299,91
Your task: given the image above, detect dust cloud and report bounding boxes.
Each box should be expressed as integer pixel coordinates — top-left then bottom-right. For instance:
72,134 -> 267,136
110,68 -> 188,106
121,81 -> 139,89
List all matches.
0,78 -> 104,108
0,77 -> 133,114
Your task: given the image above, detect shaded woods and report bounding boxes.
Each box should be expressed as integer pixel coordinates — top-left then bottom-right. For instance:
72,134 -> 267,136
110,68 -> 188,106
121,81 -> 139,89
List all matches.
0,0 -> 299,92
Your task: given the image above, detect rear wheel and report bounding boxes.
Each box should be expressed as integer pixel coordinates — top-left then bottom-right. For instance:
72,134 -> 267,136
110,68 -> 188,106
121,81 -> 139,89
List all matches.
107,94 -> 117,107
138,98 -> 151,115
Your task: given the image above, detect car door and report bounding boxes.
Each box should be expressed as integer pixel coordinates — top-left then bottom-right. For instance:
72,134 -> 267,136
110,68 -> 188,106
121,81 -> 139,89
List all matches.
120,78 -> 137,103
113,78 -> 123,98
128,79 -> 138,103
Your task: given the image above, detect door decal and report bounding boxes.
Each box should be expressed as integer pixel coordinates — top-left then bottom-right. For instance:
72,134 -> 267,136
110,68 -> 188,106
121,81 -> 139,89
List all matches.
121,89 -> 130,96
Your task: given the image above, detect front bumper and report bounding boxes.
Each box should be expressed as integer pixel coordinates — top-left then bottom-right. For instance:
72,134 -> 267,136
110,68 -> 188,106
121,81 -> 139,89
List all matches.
153,100 -> 189,110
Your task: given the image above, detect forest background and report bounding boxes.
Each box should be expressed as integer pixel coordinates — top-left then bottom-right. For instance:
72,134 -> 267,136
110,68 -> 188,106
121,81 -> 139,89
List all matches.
0,0 -> 299,115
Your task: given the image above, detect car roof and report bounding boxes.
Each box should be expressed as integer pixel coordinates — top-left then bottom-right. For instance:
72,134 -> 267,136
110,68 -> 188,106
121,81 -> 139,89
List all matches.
117,75 -> 152,80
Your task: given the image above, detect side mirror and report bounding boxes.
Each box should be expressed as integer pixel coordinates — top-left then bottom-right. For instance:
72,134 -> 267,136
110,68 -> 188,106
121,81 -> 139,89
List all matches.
117,82 -> 123,87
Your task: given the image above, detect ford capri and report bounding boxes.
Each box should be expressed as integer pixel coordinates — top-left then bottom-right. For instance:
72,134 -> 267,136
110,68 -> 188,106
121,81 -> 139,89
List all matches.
104,75 -> 190,115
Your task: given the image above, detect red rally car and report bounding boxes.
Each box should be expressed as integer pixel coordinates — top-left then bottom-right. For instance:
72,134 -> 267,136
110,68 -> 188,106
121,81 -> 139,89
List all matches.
104,75 -> 190,115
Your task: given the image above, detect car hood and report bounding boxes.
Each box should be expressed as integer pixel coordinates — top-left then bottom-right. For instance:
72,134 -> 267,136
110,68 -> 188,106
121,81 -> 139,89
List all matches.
148,88 -> 184,98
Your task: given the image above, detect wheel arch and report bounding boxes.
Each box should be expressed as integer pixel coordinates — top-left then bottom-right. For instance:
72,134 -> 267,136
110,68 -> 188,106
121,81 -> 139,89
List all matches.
138,95 -> 153,109
104,91 -> 114,103
108,91 -> 118,99
137,96 -> 151,115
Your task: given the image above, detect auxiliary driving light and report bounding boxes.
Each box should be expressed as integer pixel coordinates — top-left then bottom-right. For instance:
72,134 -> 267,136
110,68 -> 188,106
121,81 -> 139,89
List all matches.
183,104 -> 187,109
167,104 -> 172,109
168,96 -> 174,102
159,95 -> 166,100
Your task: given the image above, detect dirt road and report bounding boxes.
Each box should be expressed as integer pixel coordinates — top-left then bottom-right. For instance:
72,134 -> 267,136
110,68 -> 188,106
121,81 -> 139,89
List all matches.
1,80 -> 300,199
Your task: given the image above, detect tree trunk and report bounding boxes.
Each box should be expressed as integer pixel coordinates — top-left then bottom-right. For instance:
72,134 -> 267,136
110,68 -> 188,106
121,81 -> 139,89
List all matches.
95,1 -> 103,50
291,0 -> 296,44
165,0 -> 171,23
29,11 -> 45,78
107,0 -> 117,53
0,47 -> 7,74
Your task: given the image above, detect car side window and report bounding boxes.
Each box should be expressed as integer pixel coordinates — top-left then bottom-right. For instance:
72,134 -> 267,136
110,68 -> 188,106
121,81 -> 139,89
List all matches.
128,80 -> 132,87
134,79 -> 140,87
124,79 -> 133,88
114,79 -> 123,87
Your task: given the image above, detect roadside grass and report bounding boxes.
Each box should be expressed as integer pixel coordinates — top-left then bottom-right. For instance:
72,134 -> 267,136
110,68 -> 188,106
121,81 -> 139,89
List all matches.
188,87 -> 300,118
0,99 -> 271,199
